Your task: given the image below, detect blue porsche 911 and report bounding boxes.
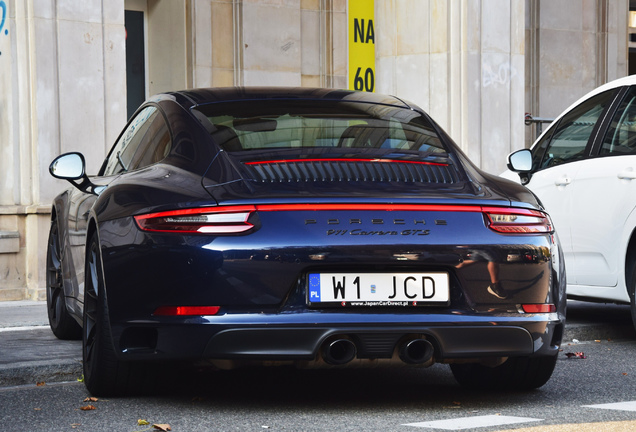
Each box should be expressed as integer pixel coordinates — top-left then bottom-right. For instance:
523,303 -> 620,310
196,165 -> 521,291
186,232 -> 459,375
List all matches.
46,87 -> 565,395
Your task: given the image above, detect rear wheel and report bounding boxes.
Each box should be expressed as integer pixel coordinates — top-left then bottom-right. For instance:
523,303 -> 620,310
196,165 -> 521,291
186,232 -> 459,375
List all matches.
450,355 -> 558,391
83,232 -> 154,396
629,261 -> 636,330
46,220 -> 81,340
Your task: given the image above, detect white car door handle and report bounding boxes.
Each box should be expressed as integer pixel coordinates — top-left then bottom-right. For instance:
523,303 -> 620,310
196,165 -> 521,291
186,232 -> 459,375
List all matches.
618,168 -> 636,180
555,176 -> 572,186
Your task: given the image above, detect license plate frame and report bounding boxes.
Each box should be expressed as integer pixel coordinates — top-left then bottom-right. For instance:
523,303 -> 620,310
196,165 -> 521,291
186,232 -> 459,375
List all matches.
307,272 -> 450,307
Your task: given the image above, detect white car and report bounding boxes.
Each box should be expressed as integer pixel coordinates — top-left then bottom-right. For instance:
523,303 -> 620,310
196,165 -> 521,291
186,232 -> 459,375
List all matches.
502,75 -> 636,326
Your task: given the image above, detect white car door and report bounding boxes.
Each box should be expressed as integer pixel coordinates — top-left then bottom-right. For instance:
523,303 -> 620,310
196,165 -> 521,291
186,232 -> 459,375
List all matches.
566,156 -> 636,287
523,162 -> 580,277
521,89 -> 617,286
567,87 -> 636,289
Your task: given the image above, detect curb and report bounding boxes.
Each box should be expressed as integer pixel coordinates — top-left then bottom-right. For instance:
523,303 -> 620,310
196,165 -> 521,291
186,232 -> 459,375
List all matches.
563,323 -> 636,343
0,359 -> 83,387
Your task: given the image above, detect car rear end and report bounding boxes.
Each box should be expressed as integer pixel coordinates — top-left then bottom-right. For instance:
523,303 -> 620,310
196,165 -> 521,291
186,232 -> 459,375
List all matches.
96,91 -> 565,389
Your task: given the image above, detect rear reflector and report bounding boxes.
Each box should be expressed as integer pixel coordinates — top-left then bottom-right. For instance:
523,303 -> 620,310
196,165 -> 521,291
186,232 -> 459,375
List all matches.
153,306 -> 221,316
522,304 -> 556,313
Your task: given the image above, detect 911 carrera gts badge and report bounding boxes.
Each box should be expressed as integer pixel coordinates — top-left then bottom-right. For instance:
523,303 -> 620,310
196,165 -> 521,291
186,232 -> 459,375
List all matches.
327,229 -> 430,236
304,218 -> 445,236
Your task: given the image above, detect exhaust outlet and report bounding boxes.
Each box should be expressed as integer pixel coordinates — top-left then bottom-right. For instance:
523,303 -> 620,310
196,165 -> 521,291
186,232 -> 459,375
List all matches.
322,338 -> 357,365
399,338 -> 434,365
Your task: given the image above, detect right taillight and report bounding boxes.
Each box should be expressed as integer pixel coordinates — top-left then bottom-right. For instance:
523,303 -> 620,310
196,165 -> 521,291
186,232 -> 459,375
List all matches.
483,207 -> 553,234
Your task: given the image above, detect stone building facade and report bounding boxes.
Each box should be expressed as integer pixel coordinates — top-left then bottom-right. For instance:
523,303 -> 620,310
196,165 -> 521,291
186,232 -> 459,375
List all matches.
0,0 -> 629,301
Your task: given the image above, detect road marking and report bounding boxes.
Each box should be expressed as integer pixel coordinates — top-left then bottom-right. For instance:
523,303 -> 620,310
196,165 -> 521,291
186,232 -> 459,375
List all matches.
496,420 -> 636,431
582,401 -> 636,411
0,325 -> 49,333
403,415 -> 543,430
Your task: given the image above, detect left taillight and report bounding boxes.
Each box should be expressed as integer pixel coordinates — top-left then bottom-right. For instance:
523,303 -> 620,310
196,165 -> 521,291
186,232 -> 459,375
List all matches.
483,207 -> 553,234
134,205 -> 255,234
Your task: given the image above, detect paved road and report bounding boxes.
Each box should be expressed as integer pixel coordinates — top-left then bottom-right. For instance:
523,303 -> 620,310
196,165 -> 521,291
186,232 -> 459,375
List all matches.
1,299 -> 636,431
0,299 -> 634,388
1,338 -> 636,431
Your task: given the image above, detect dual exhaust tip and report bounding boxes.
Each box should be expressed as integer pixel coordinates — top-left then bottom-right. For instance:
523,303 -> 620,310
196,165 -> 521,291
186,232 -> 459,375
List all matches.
321,337 -> 434,366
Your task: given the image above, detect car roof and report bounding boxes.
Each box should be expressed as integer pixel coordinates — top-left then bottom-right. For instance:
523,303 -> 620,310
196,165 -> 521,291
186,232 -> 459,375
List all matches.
555,75 -> 636,122
155,87 -> 415,110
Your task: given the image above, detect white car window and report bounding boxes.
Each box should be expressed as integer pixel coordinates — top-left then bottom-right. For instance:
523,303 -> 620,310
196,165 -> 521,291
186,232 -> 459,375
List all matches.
537,90 -> 614,170
600,88 -> 636,156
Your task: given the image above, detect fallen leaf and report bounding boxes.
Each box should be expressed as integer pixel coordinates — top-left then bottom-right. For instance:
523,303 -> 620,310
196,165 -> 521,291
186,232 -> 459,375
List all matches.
153,424 -> 171,431
80,405 -> 97,411
34,408 -> 41,411
77,375 -> 85,383
83,397 -> 98,402
595,340 -> 601,343
36,381 -> 46,387
452,401 -> 461,405
138,419 -> 150,426
623,373 -> 628,376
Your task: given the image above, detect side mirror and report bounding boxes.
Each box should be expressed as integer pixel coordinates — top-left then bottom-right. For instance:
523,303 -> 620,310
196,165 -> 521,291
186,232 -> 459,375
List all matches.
49,152 -> 101,195
49,152 -> 86,180
507,149 -> 532,172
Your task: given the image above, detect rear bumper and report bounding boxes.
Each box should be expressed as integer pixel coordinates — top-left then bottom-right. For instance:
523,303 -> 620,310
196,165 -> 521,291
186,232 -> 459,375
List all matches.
111,312 -> 563,363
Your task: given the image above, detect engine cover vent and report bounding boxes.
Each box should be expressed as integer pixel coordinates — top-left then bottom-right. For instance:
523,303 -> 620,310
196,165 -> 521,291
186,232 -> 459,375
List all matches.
243,159 -> 459,184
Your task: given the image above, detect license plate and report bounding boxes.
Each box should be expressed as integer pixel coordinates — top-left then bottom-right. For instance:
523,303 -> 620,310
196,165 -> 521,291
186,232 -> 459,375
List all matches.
307,272 -> 449,307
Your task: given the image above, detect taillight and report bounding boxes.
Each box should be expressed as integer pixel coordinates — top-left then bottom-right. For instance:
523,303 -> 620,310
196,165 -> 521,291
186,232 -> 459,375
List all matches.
483,207 -> 553,234
133,204 -> 552,235
153,306 -> 221,316
134,205 -> 255,234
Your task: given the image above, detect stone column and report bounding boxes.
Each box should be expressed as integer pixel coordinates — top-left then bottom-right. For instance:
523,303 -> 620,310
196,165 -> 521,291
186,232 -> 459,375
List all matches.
524,0 -> 628,145
0,0 -> 126,301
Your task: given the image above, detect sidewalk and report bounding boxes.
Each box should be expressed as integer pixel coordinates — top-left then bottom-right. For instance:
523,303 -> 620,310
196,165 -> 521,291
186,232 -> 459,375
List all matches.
0,299 -> 634,387
0,301 -> 82,387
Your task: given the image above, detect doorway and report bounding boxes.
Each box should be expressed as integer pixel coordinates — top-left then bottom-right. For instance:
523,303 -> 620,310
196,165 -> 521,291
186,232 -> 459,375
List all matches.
125,9 -> 146,119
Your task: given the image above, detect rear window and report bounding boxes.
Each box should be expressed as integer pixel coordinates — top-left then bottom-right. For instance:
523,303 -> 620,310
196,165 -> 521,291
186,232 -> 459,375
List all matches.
192,101 -> 448,158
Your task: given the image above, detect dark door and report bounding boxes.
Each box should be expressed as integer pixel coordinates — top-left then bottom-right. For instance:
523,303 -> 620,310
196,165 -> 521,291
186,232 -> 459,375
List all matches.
125,10 -> 146,120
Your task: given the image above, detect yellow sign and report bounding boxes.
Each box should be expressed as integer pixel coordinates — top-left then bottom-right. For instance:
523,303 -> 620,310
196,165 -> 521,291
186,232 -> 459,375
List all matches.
348,0 -> 375,92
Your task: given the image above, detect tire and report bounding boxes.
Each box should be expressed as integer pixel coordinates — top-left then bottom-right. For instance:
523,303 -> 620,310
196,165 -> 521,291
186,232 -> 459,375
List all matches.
629,260 -> 636,331
46,220 -> 81,340
450,354 -> 558,391
83,232 -> 154,396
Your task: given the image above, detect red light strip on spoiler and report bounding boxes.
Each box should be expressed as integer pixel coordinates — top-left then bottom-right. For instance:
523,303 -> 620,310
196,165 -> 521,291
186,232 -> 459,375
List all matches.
134,204 -> 552,235
244,158 -> 449,166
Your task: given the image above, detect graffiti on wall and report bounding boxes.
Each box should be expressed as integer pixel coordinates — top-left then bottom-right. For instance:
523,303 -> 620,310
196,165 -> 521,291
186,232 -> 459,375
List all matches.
0,0 -> 7,57
482,63 -> 517,88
